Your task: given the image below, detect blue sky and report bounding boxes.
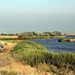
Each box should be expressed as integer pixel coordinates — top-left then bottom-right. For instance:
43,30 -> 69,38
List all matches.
0,0 -> 75,33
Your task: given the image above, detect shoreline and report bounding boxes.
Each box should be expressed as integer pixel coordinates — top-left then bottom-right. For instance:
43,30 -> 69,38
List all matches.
14,36 -> 65,40
0,36 -> 65,40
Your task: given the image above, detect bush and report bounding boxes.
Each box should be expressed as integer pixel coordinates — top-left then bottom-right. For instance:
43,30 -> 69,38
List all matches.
0,70 -> 18,75
4,42 -> 8,45
66,39 -> 71,42
43,31 -> 62,36
0,42 -> 8,52
0,54 -> 14,67
58,38 -> 64,42
18,31 -> 62,38
9,70 -> 18,75
9,41 -> 75,70
0,70 -> 8,75
58,38 -> 71,42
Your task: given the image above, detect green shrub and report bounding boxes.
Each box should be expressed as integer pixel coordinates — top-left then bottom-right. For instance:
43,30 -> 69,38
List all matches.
4,42 -> 8,45
58,38 -> 64,42
0,70 -> 18,75
0,38 -> 14,40
0,70 -> 8,75
9,41 -> 75,70
0,54 -> 14,67
9,70 -> 18,75
0,42 -> 8,52
66,39 -> 71,42
58,38 -> 72,42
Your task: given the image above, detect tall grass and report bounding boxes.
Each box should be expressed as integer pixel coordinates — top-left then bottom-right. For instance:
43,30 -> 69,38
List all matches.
9,41 -> 75,71
0,70 -> 18,75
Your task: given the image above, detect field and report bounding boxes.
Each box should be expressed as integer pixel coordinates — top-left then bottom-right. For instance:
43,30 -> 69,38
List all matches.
0,35 -> 18,38
0,40 -> 75,75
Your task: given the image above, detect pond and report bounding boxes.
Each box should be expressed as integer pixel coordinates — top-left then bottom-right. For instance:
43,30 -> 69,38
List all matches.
28,36 -> 75,53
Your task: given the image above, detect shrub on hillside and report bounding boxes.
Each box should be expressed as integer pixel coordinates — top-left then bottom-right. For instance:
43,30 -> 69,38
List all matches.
9,41 -> 75,70
0,54 -> 14,67
18,31 -> 62,38
43,31 -> 62,36
0,42 -> 8,52
0,70 -> 18,75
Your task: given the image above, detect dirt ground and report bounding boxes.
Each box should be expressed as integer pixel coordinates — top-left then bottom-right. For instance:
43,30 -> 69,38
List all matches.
0,35 -> 18,38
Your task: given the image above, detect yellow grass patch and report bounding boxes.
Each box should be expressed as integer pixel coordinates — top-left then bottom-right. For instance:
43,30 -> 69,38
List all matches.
0,59 -> 51,75
0,41 -> 17,53
70,39 -> 75,42
0,35 -> 18,38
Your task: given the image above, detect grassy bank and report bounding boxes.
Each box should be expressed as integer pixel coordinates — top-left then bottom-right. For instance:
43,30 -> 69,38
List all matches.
0,36 -> 65,40
9,41 -> 75,74
58,38 -> 75,42
58,38 -> 71,42
18,35 -> 65,39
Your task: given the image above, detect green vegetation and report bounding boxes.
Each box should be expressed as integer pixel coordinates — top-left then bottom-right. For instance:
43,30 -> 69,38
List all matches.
0,31 -> 65,41
0,36 -> 65,41
18,36 -> 65,39
18,31 -> 62,38
0,54 -> 13,67
0,70 -> 18,75
43,31 -> 62,36
9,41 -> 75,72
0,38 -> 16,40
3,40 -> 21,43
0,31 -> 62,38
0,42 -> 8,52
58,38 -> 71,42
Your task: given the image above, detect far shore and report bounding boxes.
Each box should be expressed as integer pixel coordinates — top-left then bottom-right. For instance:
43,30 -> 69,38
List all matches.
0,35 -> 65,40
0,35 -> 18,38
62,33 -> 75,36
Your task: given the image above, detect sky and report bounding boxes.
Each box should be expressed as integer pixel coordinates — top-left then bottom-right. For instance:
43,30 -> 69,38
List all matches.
0,0 -> 75,34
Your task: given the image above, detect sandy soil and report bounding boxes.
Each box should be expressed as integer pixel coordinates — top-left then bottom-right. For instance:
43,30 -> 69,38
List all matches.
70,39 -> 75,42
0,41 -> 17,53
0,35 -> 18,38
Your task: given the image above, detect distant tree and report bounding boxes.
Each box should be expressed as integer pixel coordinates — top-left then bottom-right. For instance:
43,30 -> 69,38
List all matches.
16,33 -> 18,36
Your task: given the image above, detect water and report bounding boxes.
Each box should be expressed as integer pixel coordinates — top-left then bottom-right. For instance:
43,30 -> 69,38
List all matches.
28,36 -> 75,53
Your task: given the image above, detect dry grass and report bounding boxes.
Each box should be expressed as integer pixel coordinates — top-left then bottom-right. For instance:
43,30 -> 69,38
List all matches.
37,63 -> 75,75
0,35 -> 18,38
0,41 -> 52,75
0,56 -> 51,75
62,33 -> 75,36
0,41 -> 51,75
0,41 -> 75,75
70,39 -> 75,42
0,41 -> 17,53
0,57 -> 74,75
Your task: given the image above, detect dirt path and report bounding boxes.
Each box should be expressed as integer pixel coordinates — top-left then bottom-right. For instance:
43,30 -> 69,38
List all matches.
0,41 -> 17,53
